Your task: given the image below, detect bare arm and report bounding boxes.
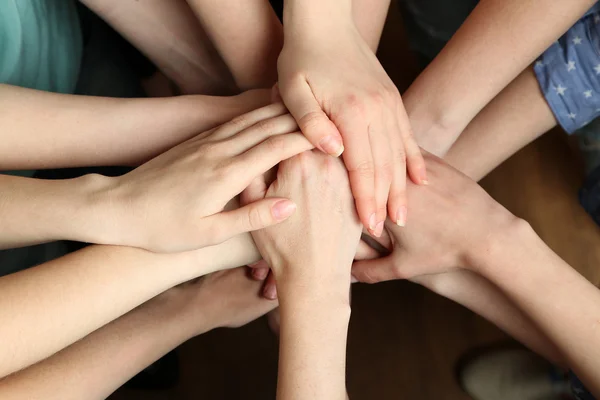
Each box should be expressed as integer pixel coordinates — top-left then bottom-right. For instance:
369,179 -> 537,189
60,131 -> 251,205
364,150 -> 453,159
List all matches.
185,0 -> 282,90
0,232 -> 260,378
244,150 -> 362,399
404,0 -> 594,155
0,84 -> 269,170
184,0 -> 389,91
80,0 -> 236,95
476,222 -> 600,396
0,267 -> 275,400
0,103 -> 304,252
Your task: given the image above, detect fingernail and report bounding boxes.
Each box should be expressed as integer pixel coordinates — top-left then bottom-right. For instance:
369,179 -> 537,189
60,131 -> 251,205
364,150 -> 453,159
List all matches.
253,268 -> 269,280
264,284 -> 277,300
396,206 -> 407,227
374,221 -> 384,237
369,213 -> 377,231
421,179 -> 429,185
319,136 -> 344,157
272,200 -> 296,220
351,275 -> 358,283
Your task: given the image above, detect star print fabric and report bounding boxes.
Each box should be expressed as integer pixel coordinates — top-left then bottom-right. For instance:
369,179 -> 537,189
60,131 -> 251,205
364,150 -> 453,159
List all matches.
534,4 -> 600,134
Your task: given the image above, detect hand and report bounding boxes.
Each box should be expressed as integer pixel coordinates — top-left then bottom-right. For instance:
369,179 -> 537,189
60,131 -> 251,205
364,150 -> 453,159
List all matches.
241,150 -> 362,286
249,237 -> 383,300
149,267 -> 277,338
99,103 -> 313,253
352,153 -> 517,283
277,17 -> 427,236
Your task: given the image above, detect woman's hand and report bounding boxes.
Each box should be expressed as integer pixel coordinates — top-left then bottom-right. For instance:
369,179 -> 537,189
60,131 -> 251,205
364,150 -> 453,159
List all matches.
242,149 -> 362,287
93,104 -> 313,253
352,153 -> 518,283
278,12 -> 427,236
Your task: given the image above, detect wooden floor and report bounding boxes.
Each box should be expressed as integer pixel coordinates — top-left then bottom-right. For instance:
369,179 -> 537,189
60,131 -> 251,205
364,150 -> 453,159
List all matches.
111,4 -> 600,400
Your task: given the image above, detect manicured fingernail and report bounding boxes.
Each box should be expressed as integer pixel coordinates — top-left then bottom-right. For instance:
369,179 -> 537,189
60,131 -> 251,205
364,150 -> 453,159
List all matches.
264,284 -> 277,300
369,213 -> 377,231
396,206 -> 407,227
272,200 -> 296,220
374,221 -> 384,237
351,275 -> 358,283
421,179 -> 429,185
253,268 -> 269,280
319,136 -> 344,157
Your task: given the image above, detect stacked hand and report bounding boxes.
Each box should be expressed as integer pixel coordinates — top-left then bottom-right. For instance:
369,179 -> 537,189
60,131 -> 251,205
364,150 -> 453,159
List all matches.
242,149 -> 362,292
352,153 -> 517,283
93,103 -> 313,253
278,14 -> 427,237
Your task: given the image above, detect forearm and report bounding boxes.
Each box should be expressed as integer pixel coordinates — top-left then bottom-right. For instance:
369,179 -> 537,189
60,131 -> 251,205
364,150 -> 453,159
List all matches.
81,0 -> 235,95
0,232 -> 259,377
443,67 -> 556,179
352,0 -> 390,51
0,85 -> 269,170
0,292 -> 205,400
413,270 -> 565,366
277,273 -> 350,400
405,0 -> 594,153
187,0 -> 282,90
475,221 -> 600,396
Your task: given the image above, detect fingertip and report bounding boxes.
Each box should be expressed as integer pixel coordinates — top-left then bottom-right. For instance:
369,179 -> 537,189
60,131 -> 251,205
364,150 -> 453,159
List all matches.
318,134 -> 345,157
251,267 -> 269,281
271,199 -> 297,221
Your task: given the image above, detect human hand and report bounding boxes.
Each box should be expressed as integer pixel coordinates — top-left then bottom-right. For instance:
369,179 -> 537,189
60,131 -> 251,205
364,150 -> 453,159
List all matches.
148,267 -> 277,339
351,153 -> 518,283
241,150 -> 362,288
277,17 -> 427,236
97,103 -> 313,253
249,237 -> 382,300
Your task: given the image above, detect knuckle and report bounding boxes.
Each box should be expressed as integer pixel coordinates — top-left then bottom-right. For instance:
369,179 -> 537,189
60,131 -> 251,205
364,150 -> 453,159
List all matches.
228,114 -> 249,130
369,91 -> 385,106
264,135 -> 286,153
247,205 -> 266,229
378,160 -> 395,181
255,118 -> 277,134
198,142 -> 219,156
348,160 -> 375,177
344,95 -> 367,115
297,111 -> 326,134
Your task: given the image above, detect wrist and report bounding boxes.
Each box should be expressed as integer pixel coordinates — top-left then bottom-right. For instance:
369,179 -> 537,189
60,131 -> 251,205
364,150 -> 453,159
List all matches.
466,216 -> 534,276
403,79 -> 469,156
283,0 -> 353,35
275,262 -> 352,307
56,173 -> 122,245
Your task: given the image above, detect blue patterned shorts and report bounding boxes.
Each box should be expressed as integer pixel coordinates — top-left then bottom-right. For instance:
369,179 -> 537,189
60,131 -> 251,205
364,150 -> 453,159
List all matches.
535,4 -> 600,133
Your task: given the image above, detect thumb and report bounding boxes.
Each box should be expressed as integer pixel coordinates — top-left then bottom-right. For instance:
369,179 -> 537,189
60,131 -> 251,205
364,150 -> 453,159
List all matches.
352,255 -> 400,284
207,198 -> 296,245
280,79 -> 344,157
271,83 -> 282,103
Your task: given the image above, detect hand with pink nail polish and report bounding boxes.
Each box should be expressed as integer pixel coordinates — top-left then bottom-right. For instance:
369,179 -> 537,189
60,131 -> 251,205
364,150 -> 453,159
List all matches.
278,5 -> 428,237
95,103 -> 312,253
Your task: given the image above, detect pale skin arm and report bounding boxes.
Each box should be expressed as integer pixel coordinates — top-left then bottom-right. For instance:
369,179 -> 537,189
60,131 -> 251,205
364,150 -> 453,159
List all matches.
409,69 -> 560,363
0,231 -> 260,378
0,267 -> 276,400
0,84 -> 270,170
79,0 -> 236,95
404,0 -> 594,155
475,221 -> 600,396
277,278 -> 351,400
184,0 -> 389,91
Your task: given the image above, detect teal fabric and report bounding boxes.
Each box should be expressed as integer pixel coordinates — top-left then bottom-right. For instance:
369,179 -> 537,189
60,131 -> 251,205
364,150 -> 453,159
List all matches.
0,0 -> 82,94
